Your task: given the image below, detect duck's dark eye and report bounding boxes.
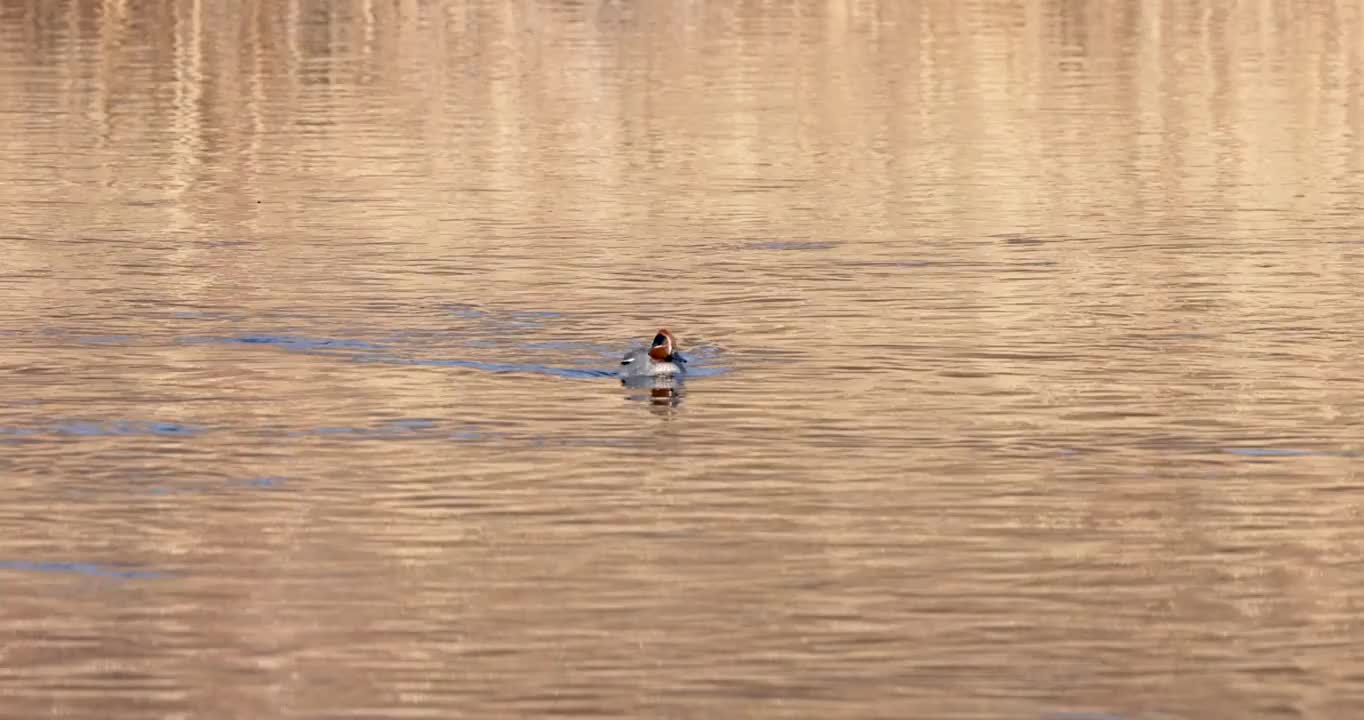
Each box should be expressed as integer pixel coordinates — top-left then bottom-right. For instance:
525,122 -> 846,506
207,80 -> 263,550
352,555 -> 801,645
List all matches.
651,333 -> 668,347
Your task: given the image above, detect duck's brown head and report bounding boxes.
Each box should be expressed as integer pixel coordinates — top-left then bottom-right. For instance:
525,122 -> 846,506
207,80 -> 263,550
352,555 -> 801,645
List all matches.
648,329 -> 677,361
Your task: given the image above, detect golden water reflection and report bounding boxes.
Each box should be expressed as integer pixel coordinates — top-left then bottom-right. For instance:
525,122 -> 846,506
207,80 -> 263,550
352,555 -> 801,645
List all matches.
1,1 -> 1363,718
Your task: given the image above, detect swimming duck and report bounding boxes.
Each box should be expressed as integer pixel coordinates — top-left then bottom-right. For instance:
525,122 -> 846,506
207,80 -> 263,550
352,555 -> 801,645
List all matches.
619,329 -> 686,378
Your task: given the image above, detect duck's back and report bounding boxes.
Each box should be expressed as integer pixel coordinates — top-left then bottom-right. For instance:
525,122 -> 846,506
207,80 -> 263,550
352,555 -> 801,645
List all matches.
619,348 -> 685,378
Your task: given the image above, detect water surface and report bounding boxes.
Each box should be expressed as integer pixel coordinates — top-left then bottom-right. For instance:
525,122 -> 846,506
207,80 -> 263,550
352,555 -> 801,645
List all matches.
2,1 -> 1364,718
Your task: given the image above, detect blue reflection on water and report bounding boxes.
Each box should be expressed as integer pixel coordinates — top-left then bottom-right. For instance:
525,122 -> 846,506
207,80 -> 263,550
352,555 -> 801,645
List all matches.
1224,447 -> 1323,457
0,421 -> 203,437
180,328 -> 731,381
0,560 -> 170,580
184,334 -> 384,351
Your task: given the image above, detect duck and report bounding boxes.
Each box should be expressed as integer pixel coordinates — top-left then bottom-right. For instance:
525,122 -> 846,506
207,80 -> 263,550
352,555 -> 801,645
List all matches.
619,329 -> 687,379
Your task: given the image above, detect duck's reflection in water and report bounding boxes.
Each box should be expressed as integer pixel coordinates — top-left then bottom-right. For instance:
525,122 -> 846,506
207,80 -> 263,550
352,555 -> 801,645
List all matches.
621,375 -> 683,411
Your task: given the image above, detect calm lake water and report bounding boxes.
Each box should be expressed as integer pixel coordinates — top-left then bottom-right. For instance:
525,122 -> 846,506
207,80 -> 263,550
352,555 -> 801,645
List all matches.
2,1 -> 1363,718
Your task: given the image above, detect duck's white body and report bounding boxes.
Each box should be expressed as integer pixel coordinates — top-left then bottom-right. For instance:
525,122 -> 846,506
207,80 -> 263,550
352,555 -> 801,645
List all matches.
619,329 -> 686,379
619,349 -> 685,377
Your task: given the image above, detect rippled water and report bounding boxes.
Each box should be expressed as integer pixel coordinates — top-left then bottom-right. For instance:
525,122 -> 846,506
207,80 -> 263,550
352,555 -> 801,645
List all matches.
2,1 -> 1364,718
